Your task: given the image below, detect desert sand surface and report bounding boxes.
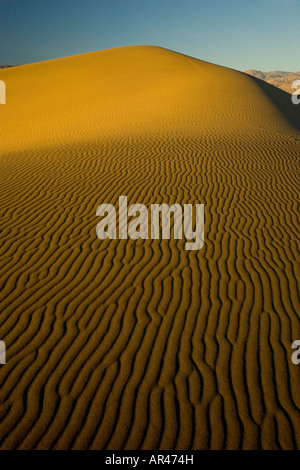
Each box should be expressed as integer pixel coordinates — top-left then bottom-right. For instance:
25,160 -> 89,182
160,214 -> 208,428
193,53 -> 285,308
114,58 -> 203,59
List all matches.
0,45 -> 300,450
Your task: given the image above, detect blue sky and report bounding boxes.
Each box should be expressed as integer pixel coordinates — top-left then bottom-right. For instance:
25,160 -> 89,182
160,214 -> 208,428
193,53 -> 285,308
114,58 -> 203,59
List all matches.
0,0 -> 299,71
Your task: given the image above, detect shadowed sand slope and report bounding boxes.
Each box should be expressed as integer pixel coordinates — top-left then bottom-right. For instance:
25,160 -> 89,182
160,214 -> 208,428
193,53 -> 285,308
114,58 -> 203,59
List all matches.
0,46 -> 300,450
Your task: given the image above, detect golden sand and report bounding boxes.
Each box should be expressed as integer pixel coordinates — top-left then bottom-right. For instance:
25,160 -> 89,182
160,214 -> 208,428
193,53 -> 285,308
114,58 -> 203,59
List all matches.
0,46 -> 300,449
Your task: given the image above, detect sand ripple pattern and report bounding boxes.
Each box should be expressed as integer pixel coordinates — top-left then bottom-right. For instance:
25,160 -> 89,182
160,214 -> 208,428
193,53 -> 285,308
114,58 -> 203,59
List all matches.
0,46 -> 300,449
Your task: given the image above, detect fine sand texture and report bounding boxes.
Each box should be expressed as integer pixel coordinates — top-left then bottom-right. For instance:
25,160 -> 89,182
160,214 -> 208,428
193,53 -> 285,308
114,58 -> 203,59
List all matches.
0,46 -> 300,450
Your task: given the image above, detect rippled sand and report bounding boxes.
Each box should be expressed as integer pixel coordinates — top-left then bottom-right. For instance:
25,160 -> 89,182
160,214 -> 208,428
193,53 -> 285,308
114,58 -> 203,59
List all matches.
0,46 -> 300,449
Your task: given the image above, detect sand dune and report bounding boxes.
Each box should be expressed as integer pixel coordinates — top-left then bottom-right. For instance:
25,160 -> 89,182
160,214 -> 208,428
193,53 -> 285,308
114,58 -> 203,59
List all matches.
0,46 -> 300,450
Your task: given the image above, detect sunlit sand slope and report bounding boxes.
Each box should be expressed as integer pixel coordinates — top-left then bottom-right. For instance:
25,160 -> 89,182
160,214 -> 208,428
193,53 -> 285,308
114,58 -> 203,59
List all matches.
0,46 -> 300,450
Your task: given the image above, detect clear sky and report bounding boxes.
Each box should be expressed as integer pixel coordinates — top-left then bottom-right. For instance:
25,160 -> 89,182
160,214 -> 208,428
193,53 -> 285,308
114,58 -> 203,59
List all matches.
0,0 -> 299,72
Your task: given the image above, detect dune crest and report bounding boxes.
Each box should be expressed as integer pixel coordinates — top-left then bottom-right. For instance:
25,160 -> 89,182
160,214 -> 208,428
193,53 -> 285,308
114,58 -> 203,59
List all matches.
1,45 -> 299,152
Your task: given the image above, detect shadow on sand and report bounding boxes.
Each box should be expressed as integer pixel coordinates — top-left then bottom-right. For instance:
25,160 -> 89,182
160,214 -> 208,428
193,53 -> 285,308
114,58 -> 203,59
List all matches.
247,75 -> 300,133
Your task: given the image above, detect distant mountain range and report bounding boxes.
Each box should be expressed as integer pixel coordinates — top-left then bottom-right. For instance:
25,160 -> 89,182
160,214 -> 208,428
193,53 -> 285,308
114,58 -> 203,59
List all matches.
245,70 -> 300,94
